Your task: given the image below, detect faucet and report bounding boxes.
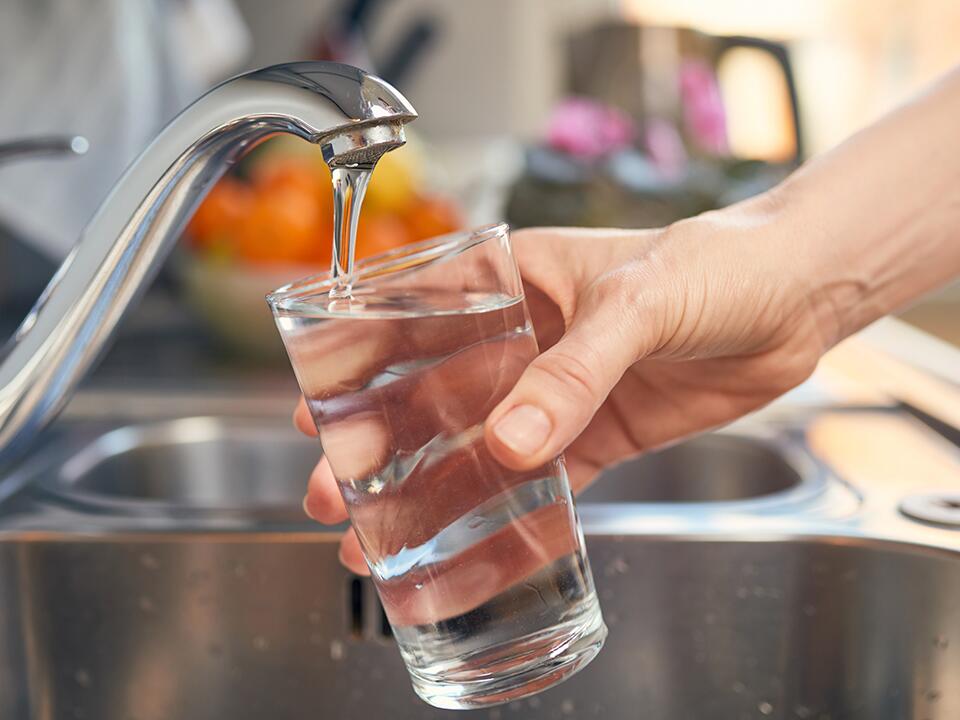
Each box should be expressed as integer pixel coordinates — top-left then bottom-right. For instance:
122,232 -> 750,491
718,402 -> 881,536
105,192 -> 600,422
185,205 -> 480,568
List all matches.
0,62 -> 416,472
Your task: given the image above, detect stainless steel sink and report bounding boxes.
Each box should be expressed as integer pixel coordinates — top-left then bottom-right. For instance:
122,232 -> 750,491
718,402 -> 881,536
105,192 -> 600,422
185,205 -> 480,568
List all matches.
581,433 -> 810,504
0,534 -> 957,719
38,417 -> 318,522
1,400 -> 959,719
30,417 -> 821,521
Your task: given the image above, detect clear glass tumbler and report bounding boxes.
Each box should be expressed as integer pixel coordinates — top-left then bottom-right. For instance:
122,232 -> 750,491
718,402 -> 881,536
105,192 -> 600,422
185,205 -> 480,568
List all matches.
267,223 -> 605,709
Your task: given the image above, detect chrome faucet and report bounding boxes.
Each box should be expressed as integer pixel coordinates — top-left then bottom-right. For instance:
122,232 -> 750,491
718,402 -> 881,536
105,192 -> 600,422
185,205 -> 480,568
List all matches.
0,62 -> 416,472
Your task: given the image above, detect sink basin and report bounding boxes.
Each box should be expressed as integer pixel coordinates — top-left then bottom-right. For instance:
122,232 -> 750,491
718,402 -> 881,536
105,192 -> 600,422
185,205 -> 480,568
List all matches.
34,418 -> 815,520
1,409 -> 958,718
0,534 -> 957,719
40,418 -> 319,521
581,433 -> 807,504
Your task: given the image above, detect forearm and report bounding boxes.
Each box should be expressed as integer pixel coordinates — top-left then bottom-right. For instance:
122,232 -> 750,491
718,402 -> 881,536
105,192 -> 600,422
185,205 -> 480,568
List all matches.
775,65 -> 960,347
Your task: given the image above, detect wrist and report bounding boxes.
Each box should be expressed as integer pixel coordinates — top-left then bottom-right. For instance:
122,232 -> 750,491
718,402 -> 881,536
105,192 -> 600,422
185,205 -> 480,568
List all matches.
772,69 -> 960,348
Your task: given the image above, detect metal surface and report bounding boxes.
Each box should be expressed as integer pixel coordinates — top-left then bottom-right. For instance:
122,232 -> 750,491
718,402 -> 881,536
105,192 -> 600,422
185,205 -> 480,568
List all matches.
0,62 -> 415,473
22,416 -> 829,529
39,417 -> 317,522
581,434 -> 805,503
0,400 -> 958,718
901,493 -> 960,528
0,535 -> 957,719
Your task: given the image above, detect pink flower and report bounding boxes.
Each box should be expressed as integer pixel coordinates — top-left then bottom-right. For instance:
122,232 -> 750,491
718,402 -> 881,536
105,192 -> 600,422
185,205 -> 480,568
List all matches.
680,60 -> 729,155
546,97 -> 636,160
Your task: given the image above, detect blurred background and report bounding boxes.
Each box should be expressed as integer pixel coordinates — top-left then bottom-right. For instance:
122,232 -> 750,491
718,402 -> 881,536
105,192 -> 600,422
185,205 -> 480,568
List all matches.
1,0 -> 958,371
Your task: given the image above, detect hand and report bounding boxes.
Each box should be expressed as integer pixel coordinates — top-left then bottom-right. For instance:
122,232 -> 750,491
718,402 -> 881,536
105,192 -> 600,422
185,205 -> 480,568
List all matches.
296,192 -> 830,574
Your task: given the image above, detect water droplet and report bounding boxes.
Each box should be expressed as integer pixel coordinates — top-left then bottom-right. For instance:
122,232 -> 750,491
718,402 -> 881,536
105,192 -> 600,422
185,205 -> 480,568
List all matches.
758,701 -> 774,715
926,689 -> 941,702
252,636 -> 269,651
732,681 -> 746,694
736,587 -> 750,599
138,596 -> 155,613
467,517 -> 486,529
414,582 -> 424,590
308,611 -> 322,625
527,697 -> 541,708
803,604 -> 817,617
74,669 -> 91,687
139,554 -> 159,570
329,639 -> 345,661
935,635 -> 949,650
795,705 -> 813,718
561,699 -> 576,715
604,557 -> 630,577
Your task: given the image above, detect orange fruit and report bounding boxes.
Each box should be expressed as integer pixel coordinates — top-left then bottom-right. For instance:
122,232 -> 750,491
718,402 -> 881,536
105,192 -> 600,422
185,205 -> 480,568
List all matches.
405,195 -> 463,241
187,176 -> 253,249
251,154 -> 329,200
356,214 -> 412,259
235,183 -> 330,266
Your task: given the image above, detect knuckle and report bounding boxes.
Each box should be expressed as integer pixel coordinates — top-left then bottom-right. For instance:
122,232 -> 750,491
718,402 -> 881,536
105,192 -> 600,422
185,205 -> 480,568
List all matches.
534,345 -> 602,403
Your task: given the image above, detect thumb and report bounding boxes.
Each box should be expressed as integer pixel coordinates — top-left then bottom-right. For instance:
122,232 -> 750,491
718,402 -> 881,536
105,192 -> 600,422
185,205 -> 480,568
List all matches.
484,283 -> 652,470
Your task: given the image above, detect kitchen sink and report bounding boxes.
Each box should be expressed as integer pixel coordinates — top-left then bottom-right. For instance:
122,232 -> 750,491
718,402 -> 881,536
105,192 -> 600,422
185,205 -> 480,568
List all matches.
33,417 -> 822,520
1,402 -> 959,719
0,534 -> 957,719
30,417 -> 820,522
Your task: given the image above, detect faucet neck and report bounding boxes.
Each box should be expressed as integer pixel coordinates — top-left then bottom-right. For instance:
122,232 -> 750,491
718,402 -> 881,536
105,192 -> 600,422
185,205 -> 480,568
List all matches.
0,62 -> 415,473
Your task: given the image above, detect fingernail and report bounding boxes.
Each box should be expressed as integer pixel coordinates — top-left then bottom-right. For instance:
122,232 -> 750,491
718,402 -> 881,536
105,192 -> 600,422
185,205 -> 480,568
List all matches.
302,495 -> 316,520
493,405 -> 552,456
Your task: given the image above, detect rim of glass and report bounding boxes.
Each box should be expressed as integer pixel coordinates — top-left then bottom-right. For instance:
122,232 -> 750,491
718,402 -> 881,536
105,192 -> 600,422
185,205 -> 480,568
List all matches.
266,222 -> 509,310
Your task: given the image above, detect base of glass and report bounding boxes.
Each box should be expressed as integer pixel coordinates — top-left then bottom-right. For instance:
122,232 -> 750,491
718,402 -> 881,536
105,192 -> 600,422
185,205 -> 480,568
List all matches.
406,595 -> 607,710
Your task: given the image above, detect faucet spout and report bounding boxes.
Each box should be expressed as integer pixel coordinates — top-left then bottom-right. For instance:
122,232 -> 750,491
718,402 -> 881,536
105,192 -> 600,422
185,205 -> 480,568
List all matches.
0,62 -> 416,472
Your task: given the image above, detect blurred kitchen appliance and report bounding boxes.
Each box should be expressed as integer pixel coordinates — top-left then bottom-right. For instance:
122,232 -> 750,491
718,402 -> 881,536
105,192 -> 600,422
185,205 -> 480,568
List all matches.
505,20 -> 802,230
566,21 -> 802,161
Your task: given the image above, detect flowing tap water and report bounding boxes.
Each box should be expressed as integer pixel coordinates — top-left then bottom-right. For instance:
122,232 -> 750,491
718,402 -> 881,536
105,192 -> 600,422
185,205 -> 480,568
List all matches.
329,166 -> 373,300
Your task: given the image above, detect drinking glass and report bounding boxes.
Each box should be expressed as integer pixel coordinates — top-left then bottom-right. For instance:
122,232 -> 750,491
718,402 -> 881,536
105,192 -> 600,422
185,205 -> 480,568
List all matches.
267,223 -> 605,709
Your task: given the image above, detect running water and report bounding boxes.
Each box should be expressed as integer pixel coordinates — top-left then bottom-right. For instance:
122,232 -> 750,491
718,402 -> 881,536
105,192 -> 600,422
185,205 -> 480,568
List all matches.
329,165 -> 373,300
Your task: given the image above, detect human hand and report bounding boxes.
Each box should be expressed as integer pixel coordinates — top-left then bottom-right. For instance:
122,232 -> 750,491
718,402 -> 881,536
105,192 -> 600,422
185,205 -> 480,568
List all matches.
296,193 -> 829,574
